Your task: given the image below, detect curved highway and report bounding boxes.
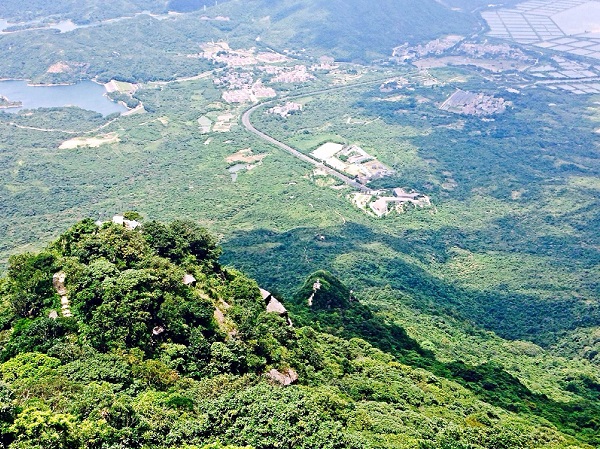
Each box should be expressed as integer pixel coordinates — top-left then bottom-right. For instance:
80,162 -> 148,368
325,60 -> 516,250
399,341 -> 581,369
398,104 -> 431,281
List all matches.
242,104 -> 372,193
240,79 -> 397,194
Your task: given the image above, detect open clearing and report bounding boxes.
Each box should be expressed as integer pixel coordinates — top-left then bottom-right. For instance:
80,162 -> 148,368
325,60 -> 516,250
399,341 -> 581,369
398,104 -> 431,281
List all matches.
59,133 -> 119,149
104,80 -> 136,93
226,148 -> 268,164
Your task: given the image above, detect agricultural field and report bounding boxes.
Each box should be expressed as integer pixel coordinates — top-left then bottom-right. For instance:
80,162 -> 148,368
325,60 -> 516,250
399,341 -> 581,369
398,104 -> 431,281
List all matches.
483,0 -> 600,59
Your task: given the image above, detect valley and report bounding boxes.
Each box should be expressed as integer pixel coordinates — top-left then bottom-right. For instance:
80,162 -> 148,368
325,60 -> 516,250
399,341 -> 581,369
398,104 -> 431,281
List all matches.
0,0 -> 598,448
0,0 -> 597,348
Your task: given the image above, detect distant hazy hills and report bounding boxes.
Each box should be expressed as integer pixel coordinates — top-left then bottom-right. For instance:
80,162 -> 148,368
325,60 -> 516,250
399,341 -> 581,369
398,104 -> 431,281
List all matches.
0,0 -> 165,22
219,0 -> 479,60
0,0 -> 478,61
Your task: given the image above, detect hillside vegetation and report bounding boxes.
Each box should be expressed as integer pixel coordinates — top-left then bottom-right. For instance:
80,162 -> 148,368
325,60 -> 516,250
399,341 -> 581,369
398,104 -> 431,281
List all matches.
0,1 -> 598,448
0,0 -> 476,85
0,218 -> 598,448
216,0 -> 478,60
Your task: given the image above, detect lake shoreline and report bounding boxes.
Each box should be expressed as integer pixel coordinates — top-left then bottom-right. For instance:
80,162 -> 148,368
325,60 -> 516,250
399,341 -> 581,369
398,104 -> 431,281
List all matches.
0,77 -> 78,87
0,79 -> 128,115
27,82 -> 76,87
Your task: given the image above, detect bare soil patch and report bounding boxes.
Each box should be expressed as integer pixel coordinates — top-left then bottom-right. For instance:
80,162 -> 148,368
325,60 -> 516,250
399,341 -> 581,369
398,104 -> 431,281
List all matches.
59,133 -> 119,149
226,148 -> 268,164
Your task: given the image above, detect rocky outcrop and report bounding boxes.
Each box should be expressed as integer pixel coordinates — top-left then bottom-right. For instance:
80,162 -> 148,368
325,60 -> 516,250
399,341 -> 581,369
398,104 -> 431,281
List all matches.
266,296 -> 287,315
307,279 -> 321,307
53,272 -> 72,318
183,274 -> 197,285
260,288 -> 292,326
266,368 -> 298,386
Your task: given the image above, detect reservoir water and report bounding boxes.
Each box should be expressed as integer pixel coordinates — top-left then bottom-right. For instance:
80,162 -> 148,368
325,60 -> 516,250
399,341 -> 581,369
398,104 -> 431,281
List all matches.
0,80 -> 127,115
228,163 -> 250,182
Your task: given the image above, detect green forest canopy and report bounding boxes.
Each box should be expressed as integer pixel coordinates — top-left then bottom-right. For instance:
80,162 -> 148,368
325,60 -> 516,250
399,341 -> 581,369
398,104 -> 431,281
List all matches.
0,218 -> 598,448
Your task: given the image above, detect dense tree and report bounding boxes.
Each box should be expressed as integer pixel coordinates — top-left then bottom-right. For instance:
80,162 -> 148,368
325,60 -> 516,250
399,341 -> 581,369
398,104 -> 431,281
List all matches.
4,252 -> 57,318
0,218 -> 597,448
9,407 -> 79,449
142,220 -> 221,265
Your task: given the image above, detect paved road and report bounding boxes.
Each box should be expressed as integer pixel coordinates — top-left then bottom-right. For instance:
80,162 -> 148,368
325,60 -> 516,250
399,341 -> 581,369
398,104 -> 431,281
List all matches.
242,104 -> 373,193
240,79 -> 397,194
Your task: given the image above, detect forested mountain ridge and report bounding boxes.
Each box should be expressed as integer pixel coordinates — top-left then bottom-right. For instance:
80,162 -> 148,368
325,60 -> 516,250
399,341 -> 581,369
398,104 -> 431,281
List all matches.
0,218 -> 598,448
0,0 -> 477,85
0,0 -> 598,447
215,0 -> 478,61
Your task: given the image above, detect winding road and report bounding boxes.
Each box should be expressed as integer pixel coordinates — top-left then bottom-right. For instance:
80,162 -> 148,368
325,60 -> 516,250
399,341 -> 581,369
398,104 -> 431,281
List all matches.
242,103 -> 372,193
241,79 -> 399,194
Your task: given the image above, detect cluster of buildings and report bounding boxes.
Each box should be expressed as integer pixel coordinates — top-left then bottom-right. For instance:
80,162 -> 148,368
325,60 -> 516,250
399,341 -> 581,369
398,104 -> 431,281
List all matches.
195,41 -> 284,67
268,102 -> 303,117
459,42 -> 530,61
392,35 -> 464,62
309,143 -> 432,218
192,41 -> 335,105
270,65 -> 314,83
215,71 -> 253,89
439,89 -> 508,116
368,188 -> 431,217
222,80 -> 276,103
311,142 -> 394,184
